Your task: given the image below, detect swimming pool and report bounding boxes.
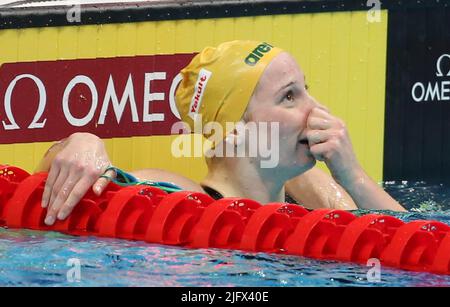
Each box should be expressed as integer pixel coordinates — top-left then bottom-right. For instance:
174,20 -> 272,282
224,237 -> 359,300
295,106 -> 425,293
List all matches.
0,181 -> 449,287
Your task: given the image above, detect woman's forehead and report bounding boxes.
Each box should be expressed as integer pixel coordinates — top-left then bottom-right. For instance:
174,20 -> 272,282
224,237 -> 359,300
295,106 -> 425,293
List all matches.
259,52 -> 305,88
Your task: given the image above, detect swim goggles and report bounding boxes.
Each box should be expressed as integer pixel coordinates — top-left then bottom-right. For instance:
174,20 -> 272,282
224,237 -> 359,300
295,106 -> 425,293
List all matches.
100,166 -> 183,193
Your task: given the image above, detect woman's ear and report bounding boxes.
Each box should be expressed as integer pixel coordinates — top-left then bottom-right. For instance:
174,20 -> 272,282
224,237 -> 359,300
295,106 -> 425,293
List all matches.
235,121 -> 247,147
225,121 -> 246,147
221,122 -> 246,157
224,130 -> 239,147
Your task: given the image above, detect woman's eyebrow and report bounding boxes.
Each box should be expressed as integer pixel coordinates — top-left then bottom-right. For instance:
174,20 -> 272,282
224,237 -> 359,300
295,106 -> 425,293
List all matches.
276,81 -> 295,94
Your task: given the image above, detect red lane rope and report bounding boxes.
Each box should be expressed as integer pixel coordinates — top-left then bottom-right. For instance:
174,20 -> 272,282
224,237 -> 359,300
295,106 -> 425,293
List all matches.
0,165 -> 449,275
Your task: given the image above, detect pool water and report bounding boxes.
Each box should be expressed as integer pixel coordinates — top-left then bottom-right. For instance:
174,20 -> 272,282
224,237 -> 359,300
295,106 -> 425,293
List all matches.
1,181 -> 450,287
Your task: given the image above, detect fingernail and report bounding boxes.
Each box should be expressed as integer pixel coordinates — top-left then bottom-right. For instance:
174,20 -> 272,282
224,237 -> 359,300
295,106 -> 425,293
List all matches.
45,215 -> 55,225
95,185 -> 102,194
57,211 -> 67,220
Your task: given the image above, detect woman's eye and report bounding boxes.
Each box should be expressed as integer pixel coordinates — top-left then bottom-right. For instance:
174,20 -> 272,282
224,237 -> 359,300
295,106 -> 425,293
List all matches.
284,90 -> 295,103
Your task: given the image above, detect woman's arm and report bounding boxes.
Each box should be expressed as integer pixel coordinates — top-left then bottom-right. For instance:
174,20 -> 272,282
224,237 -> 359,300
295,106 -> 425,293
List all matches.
35,139 -> 67,173
285,167 -> 357,210
36,133 -> 204,225
333,166 -> 407,212
129,168 -> 204,192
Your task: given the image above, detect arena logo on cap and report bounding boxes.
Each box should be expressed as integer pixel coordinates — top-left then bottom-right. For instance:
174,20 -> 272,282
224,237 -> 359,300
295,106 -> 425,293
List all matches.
188,68 -> 212,120
244,42 -> 274,66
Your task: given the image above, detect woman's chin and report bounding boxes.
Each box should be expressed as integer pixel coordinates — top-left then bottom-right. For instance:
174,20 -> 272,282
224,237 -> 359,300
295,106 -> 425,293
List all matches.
301,156 -> 316,172
295,147 -> 316,168
308,156 -> 316,166
283,156 -> 316,176
276,145 -> 316,174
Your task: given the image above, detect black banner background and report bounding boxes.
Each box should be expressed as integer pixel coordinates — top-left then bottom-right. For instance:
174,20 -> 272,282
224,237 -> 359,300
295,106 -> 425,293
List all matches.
384,7 -> 450,183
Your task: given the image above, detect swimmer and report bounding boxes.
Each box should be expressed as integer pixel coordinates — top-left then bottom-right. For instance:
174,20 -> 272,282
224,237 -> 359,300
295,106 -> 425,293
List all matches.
36,40 -> 405,226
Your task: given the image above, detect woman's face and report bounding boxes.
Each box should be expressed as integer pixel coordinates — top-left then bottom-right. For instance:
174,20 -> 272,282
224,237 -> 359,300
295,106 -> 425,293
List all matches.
245,52 -> 323,176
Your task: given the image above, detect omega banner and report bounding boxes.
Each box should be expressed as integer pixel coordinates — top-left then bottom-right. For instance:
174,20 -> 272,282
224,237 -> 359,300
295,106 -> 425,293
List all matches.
0,53 -> 195,144
384,7 -> 450,182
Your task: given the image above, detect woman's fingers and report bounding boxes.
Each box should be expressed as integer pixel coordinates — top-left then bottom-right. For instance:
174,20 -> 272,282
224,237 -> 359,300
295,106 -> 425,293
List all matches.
57,177 -> 95,221
47,165 -> 70,213
44,163 -> 113,224
44,164 -> 113,225
307,108 -> 333,130
309,142 -> 330,162
307,107 -> 345,130
45,168 -> 77,225
45,166 -> 70,225
40,133 -> 113,225
307,116 -> 331,130
306,130 -> 330,146
42,160 -> 61,208
92,168 -> 116,195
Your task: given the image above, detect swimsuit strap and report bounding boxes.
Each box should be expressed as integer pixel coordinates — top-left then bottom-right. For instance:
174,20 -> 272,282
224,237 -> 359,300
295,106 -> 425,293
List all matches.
202,184 -> 300,205
284,193 -> 298,204
202,185 -> 224,200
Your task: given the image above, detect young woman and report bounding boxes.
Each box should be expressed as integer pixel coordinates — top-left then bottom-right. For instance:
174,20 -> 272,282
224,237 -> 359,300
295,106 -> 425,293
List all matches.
37,40 -> 405,226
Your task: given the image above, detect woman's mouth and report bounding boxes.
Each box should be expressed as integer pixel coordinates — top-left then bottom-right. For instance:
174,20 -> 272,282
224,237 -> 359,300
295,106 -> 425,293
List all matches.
298,138 -> 309,145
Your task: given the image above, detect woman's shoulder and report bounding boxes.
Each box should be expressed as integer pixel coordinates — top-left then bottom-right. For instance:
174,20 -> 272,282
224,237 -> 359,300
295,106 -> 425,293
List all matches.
130,168 -> 205,192
285,166 -> 357,210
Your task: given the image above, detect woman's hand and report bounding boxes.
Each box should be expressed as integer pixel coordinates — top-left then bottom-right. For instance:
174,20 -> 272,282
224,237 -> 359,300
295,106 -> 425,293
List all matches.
306,107 -> 361,186
305,107 -> 406,211
41,133 -> 115,225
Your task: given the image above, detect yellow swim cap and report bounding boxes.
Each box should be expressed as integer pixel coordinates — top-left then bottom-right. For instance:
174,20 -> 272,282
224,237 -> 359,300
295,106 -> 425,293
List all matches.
175,40 -> 283,138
